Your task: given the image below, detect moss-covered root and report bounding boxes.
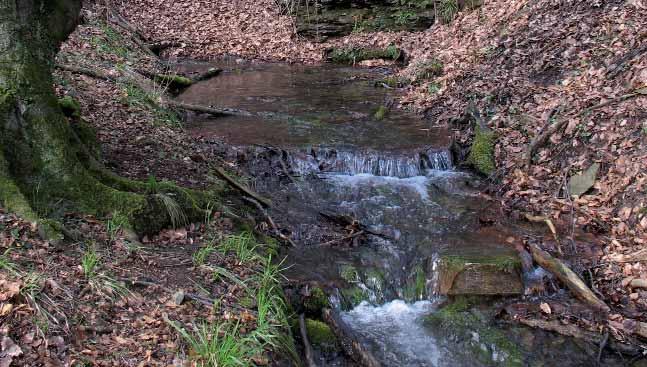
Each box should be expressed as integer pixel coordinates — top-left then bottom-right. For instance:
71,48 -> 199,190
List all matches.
467,125 -> 496,176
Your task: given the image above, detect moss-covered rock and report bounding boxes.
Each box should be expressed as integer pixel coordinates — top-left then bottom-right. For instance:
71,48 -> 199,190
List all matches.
467,125 -> 496,176
411,59 -> 444,81
425,297 -> 523,367
305,319 -> 338,352
438,253 -> 523,296
303,286 -> 330,315
325,45 -> 402,65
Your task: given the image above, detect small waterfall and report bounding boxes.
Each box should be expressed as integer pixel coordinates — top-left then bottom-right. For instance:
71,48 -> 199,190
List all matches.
289,147 -> 452,178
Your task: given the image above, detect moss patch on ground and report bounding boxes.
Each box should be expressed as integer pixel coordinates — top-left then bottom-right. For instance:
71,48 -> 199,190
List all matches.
467,125 -> 496,176
325,45 -> 402,64
305,319 -> 338,352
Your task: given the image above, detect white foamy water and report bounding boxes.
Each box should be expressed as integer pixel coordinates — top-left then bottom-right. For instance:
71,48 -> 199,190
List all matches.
326,173 -> 433,200
341,300 -> 442,367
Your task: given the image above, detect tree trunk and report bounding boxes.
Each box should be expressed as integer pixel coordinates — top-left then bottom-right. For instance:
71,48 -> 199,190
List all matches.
0,0 -> 219,237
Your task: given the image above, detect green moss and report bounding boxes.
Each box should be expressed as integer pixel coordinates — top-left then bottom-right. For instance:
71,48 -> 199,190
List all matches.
340,264 -> 359,283
326,45 -> 402,64
412,59 -> 444,80
58,95 -> 81,119
72,119 -> 101,159
425,297 -> 523,367
154,74 -> 193,89
305,319 -> 338,352
467,125 -> 496,176
374,105 -> 388,120
303,287 -> 330,315
340,286 -> 369,309
404,265 -> 427,301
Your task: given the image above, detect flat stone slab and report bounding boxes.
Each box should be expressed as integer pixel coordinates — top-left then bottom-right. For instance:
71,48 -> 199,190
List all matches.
437,252 -> 523,296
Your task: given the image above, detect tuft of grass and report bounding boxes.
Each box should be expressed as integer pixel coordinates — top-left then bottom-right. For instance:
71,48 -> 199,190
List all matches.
438,0 -> 459,23
219,232 -> 258,263
106,211 -> 129,242
81,246 -> 100,279
168,320 -> 253,367
155,193 -> 187,229
0,249 -> 19,275
81,246 -> 130,299
193,242 -> 216,266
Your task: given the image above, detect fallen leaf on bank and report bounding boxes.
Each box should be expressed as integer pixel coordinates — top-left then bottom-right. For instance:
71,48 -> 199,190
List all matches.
540,302 -> 552,314
568,163 -> 600,196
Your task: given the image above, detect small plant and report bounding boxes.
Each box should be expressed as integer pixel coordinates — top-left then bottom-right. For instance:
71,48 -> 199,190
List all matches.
0,249 -> 19,275
81,246 -> 100,279
427,82 -> 441,94
106,211 -> 128,242
193,243 -> 216,266
220,232 -> 258,263
393,10 -> 417,26
168,320 -> 253,367
155,193 -> 187,229
438,0 -> 459,23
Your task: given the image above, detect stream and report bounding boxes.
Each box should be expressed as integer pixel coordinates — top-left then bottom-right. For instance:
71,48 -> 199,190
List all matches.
177,59 -> 619,366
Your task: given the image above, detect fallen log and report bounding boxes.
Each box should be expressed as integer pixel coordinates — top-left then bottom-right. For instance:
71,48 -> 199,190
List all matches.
322,308 -> 381,367
299,314 -> 319,367
166,100 -> 253,118
528,243 -> 610,313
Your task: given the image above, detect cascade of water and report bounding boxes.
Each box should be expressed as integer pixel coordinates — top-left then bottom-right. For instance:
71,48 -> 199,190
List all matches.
288,148 -> 453,178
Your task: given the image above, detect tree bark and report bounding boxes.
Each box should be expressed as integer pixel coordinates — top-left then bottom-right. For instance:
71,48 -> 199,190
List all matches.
0,0 -> 219,237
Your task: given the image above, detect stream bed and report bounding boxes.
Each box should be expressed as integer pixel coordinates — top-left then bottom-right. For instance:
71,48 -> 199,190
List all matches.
177,59 -> 619,366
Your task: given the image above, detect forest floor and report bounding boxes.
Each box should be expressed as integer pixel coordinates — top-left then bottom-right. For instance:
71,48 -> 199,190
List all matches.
1,4 -> 299,366
117,0 -> 647,354
1,0 -> 646,366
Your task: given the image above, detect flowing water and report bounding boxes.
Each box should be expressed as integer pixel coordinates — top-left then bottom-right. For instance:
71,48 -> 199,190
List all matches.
178,59 -> 617,366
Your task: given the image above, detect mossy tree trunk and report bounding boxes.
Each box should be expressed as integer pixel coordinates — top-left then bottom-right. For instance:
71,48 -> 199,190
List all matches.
0,0 -> 218,238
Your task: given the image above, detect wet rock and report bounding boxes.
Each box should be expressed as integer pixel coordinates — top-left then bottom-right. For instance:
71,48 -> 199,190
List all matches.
293,2 -> 435,41
437,253 -> 523,296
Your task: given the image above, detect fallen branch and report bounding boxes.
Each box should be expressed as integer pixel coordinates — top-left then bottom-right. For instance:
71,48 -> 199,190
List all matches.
315,230 -> 364,247
299,314 -> 319,367
166,100 -> 253,118
524,213 -> 561,255
515,317 -> 639,355
242,196 -> 296,247
211,165 -> 272,207
528,243 -> 610,313
525,92 -> 643,166
322,308 -> 381,367
606,43 -> 647,78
